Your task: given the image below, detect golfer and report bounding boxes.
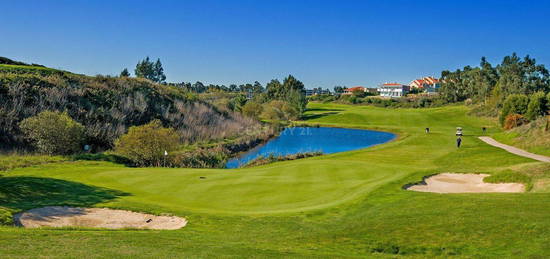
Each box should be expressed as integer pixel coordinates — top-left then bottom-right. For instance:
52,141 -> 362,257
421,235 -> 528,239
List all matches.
456,136 -> 462,148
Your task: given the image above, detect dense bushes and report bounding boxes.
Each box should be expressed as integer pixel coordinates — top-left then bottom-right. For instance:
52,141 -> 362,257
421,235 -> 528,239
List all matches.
332,95 -> 445,108
0,68 -> 260,151
19,111 -> 85,155
242,101 -> 263,118
526,92 -> 548,120
114,120 -> 180,167
503,114 -> 529,130
169,146 -> 228,168
498,93 -> 549,128
261,100 -> 299,121
499,94 -> 530,125
0,208 -> 13,225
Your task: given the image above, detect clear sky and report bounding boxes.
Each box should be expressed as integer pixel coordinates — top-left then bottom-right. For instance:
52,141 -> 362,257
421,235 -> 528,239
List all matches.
2,0 -> 550,89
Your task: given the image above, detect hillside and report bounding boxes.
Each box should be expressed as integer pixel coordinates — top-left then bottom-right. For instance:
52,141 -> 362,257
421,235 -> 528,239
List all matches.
493,116 -> 550,156
0,59 -> 260,150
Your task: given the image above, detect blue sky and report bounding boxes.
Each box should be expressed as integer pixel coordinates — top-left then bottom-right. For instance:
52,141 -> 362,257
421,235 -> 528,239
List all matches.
2,0 -> 550,89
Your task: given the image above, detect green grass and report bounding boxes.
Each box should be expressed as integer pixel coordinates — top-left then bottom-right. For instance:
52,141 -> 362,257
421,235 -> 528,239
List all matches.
0,103 -> 549,258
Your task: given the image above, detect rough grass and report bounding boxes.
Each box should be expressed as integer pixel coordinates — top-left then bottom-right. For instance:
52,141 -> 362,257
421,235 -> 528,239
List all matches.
0,103 -> 549,258
0,154 -> 67,172
492,116 -> 550,156
484,169 -> 533,190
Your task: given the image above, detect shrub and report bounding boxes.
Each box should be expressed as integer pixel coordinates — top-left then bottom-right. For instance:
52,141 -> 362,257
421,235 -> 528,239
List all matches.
114,120 -> 180,167
499,94 -> 529,125
503,114 -> 528,130
526,92 -> 548,120
19,111 -> 85,155
352,89 -> 366,98
170,146 -> 228,168
0,207 -> 13,225
260,100 -> 298,121
241,101 -> 263,118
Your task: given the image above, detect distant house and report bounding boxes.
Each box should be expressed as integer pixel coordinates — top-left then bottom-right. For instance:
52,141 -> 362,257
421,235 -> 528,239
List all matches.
342,86 -> 366,95
305,88 -> 331,96
377,83 -> 410,98
409,76 -> 441,94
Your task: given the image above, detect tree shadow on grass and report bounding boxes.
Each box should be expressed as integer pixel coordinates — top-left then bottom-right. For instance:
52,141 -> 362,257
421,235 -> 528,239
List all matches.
0,176 -> 130,211
301,112 -> 340,120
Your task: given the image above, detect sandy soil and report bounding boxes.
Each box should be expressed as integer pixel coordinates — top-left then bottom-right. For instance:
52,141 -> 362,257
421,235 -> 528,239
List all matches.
407,173 -> 524,193
14,206 -> 187,230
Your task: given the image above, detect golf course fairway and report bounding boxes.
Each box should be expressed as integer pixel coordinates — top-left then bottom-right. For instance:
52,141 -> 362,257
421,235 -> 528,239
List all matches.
1,103 -> 549,258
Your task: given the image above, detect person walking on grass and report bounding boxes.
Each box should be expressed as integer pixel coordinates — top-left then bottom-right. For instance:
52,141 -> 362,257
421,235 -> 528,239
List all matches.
456,136 -> 462,148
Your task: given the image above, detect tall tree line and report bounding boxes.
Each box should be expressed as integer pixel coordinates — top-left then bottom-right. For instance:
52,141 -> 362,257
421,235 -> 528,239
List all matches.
439,53 -> 550,105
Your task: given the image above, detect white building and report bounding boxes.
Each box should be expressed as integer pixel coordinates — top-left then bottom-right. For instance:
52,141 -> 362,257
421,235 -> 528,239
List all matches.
377,83 -> 410,98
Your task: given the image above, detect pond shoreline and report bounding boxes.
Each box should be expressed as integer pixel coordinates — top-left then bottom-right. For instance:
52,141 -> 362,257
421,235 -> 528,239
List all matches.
226,126 -> 396,168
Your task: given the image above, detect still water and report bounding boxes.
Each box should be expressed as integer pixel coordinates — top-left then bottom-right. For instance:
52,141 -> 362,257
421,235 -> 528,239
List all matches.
226,127 -> 395,168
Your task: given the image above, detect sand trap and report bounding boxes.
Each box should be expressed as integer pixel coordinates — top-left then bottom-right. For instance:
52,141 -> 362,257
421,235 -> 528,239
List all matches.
14,206 -> 187,230
407,173 -> 524,193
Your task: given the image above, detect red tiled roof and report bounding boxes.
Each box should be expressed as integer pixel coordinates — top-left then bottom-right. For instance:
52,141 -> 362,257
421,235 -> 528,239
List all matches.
344,86 -> 365,92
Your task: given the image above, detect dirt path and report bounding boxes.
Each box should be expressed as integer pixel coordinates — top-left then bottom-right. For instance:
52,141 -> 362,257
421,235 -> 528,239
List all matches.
479,136 -> 550,163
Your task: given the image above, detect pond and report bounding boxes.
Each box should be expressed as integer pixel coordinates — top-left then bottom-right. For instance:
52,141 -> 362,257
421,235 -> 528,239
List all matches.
226,127 -> 396,168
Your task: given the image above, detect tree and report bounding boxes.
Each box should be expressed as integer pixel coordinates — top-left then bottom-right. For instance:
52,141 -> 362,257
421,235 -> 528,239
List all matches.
499,94 -> 529,125
114,120 -> 180,167
333,86 -> 345,94
229,94 -> 247,112
252,81 -> 264,93
134,57 -> 166,83
266,79 -> 282,98
153,58 -> 166,83
192,81 -> 206,93
120,68 -> 130,77
526,92 -> 548,120
19,111 -> 85,155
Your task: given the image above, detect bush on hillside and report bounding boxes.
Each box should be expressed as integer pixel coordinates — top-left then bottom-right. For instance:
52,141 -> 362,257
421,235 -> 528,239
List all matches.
0,71 -> 261,150
242,101 -> 263,118
503,114 -> 528,130
114,120 -> 180,167
19,111 -> 84,155
261,100 -> 299,121
499,94 -> 529,125
526,92 -> 549,120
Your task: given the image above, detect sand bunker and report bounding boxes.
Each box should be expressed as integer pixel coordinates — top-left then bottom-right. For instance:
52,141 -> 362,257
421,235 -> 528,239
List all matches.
14,206 -> 187,230
407,173 -> 524,193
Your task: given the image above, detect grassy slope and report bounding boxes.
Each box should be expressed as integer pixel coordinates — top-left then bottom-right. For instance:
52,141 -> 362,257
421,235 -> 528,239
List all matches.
492,116 -> 550,156
0,103 -> 549,258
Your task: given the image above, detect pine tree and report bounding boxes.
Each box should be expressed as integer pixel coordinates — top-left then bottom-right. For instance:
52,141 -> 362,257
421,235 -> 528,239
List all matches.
120,68 -> 130,77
